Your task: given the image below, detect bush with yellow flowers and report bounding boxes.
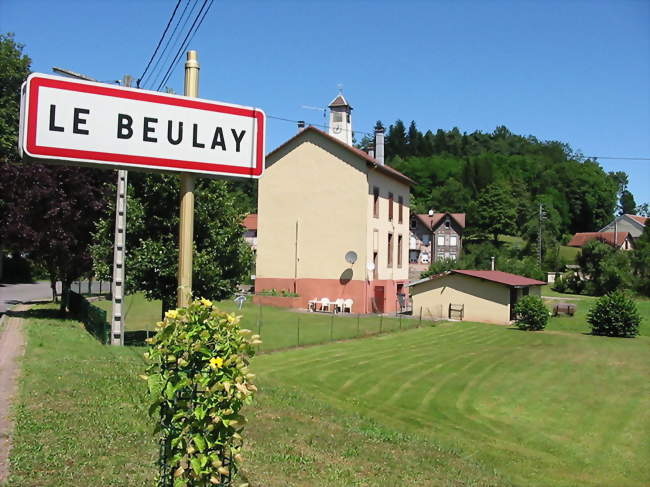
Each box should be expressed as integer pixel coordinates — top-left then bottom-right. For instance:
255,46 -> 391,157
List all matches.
143,298 -> 261,487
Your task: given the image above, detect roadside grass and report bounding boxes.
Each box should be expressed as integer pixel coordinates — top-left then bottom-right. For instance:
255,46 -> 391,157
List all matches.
255,321 -> 650,487
7,304 -> 506,487
6,305 -> 156,487
96,294 -> 427,351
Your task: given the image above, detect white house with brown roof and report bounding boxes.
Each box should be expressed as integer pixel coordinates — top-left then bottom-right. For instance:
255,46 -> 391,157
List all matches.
409,212 -> 465,274
242,214 -> 257,252
599,214 -> 647,239
407,270 -> 545,324
567,231 -> 634,250
255,99 -> 414,313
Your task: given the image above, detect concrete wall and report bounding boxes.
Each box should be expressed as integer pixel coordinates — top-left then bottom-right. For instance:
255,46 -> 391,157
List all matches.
410,274 -> 511,324
257,131 -> 368,284
366,168 -> 410,282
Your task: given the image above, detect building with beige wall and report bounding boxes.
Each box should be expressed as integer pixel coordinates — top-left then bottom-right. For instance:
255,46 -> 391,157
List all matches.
407,270 -> 545,324
255,120 -> 414,313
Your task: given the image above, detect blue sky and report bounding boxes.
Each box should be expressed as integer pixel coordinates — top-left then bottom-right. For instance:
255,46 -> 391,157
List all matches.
2,0 -> 648,206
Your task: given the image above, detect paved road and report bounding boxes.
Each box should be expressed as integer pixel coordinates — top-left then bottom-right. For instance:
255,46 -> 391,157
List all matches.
0,282 -> 56,315
0,280 -> 111,315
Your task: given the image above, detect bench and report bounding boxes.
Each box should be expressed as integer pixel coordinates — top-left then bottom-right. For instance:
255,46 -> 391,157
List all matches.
553,303 -> 576,317
449,303 -> 464,320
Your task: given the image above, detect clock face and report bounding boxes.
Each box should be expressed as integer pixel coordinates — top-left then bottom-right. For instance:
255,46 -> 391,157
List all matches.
333,125 -> 342,134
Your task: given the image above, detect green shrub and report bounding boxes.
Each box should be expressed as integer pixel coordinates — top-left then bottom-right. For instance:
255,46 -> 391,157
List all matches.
514,295 -> 549,331
145,298 -> 260,486
587,291 -> 641,338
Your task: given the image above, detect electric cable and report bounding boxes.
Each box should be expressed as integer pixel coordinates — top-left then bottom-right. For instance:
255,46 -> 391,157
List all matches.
156,0 -> 214,92
144,0 -> 199,89
138,0 -> 183,88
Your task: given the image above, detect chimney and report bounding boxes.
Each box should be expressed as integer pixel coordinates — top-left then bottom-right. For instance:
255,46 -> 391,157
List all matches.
297,120 -> 305,132
491,256 -> 495,271
375,127 -> 384,165
368,142 -> 375,159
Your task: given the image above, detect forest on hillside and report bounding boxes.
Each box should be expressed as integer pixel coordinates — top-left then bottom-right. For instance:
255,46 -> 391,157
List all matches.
358,120 -> 641,243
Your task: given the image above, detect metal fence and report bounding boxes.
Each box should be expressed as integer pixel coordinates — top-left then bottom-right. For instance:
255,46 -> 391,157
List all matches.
249,305 -> 444,354
66,290 -> 111,344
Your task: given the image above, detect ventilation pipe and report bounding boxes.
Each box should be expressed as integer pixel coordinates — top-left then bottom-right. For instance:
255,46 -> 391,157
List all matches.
297,120 -> 305,132
491,256 -> 495,271
375,127 -> 384,165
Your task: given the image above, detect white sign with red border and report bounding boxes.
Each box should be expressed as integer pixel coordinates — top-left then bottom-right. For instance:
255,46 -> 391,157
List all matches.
19,73 -> 265,178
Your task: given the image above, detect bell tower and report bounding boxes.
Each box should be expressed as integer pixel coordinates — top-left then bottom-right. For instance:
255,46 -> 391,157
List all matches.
328,92 -> 353,146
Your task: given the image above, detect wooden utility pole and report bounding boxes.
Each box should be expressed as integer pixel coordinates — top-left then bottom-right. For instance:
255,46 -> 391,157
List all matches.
111,74 -> 132,345
177,51 -> 199,308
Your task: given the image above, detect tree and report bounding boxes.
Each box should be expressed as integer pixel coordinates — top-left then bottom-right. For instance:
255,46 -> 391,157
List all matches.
406,120 -> 423,157
0,33 -> 30,161
2,163 -> 111,308
619,190 -> 636,215
385,120 -> 407,161
470,183 -> 517,243
577,240 -> 633,295
0,33 -> 111,303
92,173 -> 253,314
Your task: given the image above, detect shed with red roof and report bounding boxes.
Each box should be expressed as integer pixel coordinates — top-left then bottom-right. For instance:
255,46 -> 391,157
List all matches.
407,270 -> 546,324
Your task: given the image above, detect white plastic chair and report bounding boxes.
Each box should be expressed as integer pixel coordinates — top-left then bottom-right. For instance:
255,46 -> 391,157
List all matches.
320,297 -> 331,312
334,298 -> 345,313
343,299 -> 353,313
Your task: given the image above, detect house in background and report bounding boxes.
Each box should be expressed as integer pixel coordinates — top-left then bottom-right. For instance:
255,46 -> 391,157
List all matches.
407,269 -> 545,324
599,214 -> 647,239
409,212 -> 465,273
242,213 -> 257,252
255,94 -> 414,313
567,231 -> 634,250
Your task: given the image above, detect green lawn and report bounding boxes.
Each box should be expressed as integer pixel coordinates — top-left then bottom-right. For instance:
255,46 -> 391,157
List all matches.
255,321 -> 650,487
95,294 -> 426,351
9,302 -> 650,486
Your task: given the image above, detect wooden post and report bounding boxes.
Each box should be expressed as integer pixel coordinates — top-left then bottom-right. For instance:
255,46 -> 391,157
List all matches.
177,51 -> 199,308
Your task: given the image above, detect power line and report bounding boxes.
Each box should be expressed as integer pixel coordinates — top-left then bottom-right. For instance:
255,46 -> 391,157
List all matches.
138,0 -> 183,88
266,114 -> 375,137
144,0 -> 198,89
156,0 -> 214,92
591,156 -> 650,161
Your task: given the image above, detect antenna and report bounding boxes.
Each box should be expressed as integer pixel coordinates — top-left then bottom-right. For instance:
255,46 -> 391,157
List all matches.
301,105 -> 327,123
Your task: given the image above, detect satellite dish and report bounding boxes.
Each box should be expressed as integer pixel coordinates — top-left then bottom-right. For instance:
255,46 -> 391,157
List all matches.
345,251 -> 358,264
367,262 -> 375,272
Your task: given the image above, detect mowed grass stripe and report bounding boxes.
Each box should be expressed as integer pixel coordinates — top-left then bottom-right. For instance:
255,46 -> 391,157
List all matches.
253,321 -> 650,487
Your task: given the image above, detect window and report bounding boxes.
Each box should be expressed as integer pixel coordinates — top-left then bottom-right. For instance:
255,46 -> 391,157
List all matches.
373,251 -> 378,280
410,215 -> 417,229
422,234 -> 430,245
397,235 -> 403,267
388,192 -> 394,221
387,233 -> 394,267
445,219 -> 450,228
437,235 -> 445,246
450,253 -> 457,260
333,112 -> 342,122
398,196 -> 403,223
450,235 -> 457,247
373,187 -> 379,218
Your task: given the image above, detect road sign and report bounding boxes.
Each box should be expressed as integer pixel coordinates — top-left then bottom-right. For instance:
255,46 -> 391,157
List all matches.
19,73 -> 265,178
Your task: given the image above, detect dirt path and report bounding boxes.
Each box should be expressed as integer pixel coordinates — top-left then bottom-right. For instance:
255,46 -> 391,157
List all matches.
0,304 -> 28,484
